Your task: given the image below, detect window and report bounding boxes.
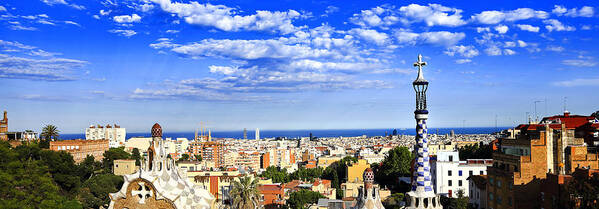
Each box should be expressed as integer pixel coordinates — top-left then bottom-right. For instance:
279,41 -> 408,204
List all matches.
508,197 -> 512,206
448,180 -> 452,186
497,180 -> 502,188
449,155 -> 453,161
448,170 -> 452,176
469,171 -> 473,176
489,178 -> 494,185
489,192 -> 494,201
497,196 -> 502,204
459,180 -> 462,186
480,171 -> 484,175
459,170 -> 463,176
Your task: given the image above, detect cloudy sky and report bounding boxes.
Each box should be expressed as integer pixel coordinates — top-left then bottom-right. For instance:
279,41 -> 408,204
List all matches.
1,0 -> 598,133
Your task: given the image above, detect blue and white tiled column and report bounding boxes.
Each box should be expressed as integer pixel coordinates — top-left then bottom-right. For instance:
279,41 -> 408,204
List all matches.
411,110 -> 433,193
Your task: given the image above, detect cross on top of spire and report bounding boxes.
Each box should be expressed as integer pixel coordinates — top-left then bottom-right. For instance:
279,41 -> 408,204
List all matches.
413,54 -> 427,83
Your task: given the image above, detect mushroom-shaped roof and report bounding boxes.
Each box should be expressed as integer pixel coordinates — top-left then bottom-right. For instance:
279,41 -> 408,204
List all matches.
151,123 -> 162,138
363,167 -> 374,183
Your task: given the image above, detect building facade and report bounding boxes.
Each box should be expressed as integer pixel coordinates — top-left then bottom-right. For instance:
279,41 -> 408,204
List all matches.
86,124 -> 126,148
50,139 -> 109,163
0,111 -> 7,141
431,151 -> 491,197
114,159 -> 136,175
487,111 -> 599,209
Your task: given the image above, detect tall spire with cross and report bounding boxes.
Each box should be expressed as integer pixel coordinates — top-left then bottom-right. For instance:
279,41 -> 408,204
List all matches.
405,54 -> 442,209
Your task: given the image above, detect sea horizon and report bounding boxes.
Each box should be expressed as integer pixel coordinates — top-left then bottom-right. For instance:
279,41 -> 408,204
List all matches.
59,127 -> 509,140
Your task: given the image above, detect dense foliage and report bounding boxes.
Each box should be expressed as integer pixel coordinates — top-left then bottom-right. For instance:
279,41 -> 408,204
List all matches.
371,146 -> 413,192
458,143 -> 493,160
286,189 -> 325,209
563,173 -> 599,209
230,176 -> 261,209
0,134 -> 137,209
382,193 -> 405,209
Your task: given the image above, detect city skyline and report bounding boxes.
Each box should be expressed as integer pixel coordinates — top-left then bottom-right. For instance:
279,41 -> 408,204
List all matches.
2,0 -> 599,133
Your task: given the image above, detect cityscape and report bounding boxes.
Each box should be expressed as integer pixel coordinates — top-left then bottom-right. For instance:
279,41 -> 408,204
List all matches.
1,1 -> 599,209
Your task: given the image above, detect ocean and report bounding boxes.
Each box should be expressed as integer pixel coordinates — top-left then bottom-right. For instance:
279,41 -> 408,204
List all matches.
60,127 -> 508,140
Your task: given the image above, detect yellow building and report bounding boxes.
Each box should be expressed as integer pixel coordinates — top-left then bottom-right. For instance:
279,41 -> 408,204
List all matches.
428,142 -> 456,155
113,159 -> 136,175
346,159 -> 370,183
317,156 -> 342,168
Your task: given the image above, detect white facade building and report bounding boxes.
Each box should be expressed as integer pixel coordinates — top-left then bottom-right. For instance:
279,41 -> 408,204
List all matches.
255,128 -> 260,140
86,124 -> 126,148
431,151 -> 492,197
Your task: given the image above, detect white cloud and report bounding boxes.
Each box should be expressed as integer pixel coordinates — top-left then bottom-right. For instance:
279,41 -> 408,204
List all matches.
504,41 -> 516,48
166,30 -> 179,33
108,29 -> 137,37
64,20 -> 80,26
394,30 -> 465,46
10,25 -> 37,31
398,4 -> 466,27
0,54 -> 87,81
552,5 -> 594,17
471,8 -> 548,24
517,40 -> 527,47
113,14 -> 141,23
503,49 -> 516,55
455,59 -> 472,64
543,19 -> 575,32
0,6 -> 6,12
484,46 -> 502,56
100,10 -> 111,16
546,46 -> 564,52
562,59 -> 597,67
40,0 -> 85,10
150,0 -> 303,34
516,24 -> 540,32
350,28 -> 390,45
553,78 -> 599,87
139,4 -> 155,12
349,6 -> 396,28
323,6 -> 339,16
444,45 -> 479,58
38,20 -> 55,25
476,27 -> 490,33
581,25 -> 592,30
494,25 -> 509,34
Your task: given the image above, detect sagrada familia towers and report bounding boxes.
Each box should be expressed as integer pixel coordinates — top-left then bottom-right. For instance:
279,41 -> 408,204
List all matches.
108,123 -> 215,209
405,54 -> 442,209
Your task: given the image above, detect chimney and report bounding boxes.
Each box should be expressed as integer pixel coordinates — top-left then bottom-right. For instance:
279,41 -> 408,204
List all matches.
3,110 -> 6,120
564,110 -> 570,117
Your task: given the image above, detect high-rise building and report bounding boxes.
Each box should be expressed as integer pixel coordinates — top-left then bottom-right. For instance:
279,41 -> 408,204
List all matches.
86,124 -> 126,148
255,128 -> 260,140
431,151 -> 492,197
0,110 -> 7,141
243,128 -> 247,140
405,54 -> 442,209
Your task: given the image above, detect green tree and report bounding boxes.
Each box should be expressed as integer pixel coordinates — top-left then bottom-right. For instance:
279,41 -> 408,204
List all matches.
131,148 -> 142,166
319,156 -> 357,199
383,193 -> 405,209
0,141 -> 83,209
450,190 -> 469,209
230,176 -> 261,209
194,154 -> 202,161
458,143 -> 492,160
77,174 -> 124,209
563,173 -> 599,209
178,153 -> 190,162
261,166 -> 290,183
102,147 -> 131,173
40,124 -> 60,149
77,155 -> 102,182
290,167 -> 323,181
372,146 -> 413,191
286,189 -> 325,209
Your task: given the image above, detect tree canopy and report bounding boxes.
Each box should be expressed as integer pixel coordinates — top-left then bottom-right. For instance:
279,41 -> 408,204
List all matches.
458,143 -> 492,160
286,189 -> 324,209
372,146 -> 413,192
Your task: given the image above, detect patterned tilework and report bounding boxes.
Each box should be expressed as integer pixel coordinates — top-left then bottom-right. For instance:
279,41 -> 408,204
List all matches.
411,117 -> 433,192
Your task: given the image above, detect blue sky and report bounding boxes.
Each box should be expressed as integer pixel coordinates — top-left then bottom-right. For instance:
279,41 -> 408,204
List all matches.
1,0 -> 598,133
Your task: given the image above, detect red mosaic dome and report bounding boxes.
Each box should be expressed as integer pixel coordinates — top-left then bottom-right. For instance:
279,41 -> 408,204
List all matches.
151,123 -> 162,138
363,168 -> 374,183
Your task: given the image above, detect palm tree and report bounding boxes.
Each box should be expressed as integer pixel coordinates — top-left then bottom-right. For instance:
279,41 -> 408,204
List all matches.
41,124 -> 59,141
230,176 -> 261,209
